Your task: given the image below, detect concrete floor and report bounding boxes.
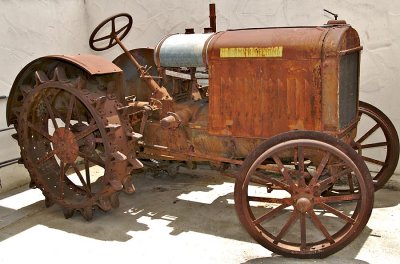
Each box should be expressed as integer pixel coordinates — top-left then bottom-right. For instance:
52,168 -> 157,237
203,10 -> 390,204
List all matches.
0,164 -> 400,264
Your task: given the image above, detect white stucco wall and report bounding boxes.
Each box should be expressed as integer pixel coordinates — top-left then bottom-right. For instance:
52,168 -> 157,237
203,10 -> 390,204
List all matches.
0,0 -> 91,162
0,0 -> 399,180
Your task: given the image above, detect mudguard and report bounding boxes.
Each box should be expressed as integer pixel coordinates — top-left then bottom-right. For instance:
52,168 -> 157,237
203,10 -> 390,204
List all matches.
6,54 -> 122,126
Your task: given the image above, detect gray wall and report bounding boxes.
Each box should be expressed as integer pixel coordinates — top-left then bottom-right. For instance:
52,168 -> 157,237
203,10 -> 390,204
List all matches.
1,0 -> 399,174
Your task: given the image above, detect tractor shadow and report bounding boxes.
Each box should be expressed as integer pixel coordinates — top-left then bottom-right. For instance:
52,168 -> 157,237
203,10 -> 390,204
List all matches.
1,166 -> 399,263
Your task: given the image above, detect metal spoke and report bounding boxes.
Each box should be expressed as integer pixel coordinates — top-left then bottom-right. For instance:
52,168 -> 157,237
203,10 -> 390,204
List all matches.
273,210 -> 299,244
253,204 -> 289,224
308,210 -> 335,244
361,142 -> 388,149
116,23 -> 129,35
297,146 -> 305,173
272,155 -> 295,186
37,150 -> 55,165
72,163 -> 91,194
294,146 -> 307,188
111,18 -> 116,33
249,176 -> 271,187
93,34 -> 112,43
73,104 -> 83,124
317,168 -> 353,192
362,156 -> 386,166
85,158 -> 91,193
65,95 -> 75,129
64,163 -> 71,173
315,193 -> 361,203
348,173 -> 355,193
317,203 -> 356,224
27,121 -> 52,141
300,213 -> 307,250
43,95 -> 58,129
108,36 -> 114,47
78,151 -> 105,167
248,196 -> 292,205
59,161 -> 65,198
107,19 -> 116,47
75,124 -> 99,141
252,171 -> 290,191
356,123 -> 380,144
309,152 -> 331,186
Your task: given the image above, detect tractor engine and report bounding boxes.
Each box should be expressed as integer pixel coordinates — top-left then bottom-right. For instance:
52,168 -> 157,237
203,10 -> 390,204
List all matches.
123,19 -> 361,164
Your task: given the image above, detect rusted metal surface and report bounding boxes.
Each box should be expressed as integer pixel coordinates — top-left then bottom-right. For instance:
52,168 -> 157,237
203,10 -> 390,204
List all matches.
354,101 -> 400,190
6,55 -> 125,127
206,26 -> 361,138
209,3 -> 216,32
321,26 -> 361,131
14,67 -> 140,220
234,130 -> 374,258
90,13 -> 171,101
49,54 -> 122,74
113,48 -> 157,100
6,3 -> 399,259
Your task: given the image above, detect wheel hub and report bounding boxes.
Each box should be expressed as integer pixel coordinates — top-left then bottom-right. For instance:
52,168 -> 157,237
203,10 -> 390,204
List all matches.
52,127 -> 79,163
295,196 -> 313,213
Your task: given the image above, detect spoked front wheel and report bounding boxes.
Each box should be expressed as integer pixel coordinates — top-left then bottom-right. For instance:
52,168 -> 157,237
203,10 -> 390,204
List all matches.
234,131 -> 374,258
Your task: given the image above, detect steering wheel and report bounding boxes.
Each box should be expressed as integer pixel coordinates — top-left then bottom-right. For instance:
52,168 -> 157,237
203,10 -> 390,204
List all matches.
89,13 -> 133,51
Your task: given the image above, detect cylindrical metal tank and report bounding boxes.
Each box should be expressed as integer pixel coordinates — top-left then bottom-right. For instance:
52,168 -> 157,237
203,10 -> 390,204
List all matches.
154,33 -> 215,68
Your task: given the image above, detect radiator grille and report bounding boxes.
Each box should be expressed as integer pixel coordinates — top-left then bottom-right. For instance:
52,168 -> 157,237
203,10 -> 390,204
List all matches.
339,52 -> 359,129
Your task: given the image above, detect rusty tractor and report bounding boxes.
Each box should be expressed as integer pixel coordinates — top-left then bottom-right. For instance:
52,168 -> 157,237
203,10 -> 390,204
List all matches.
6,4 -> 399,259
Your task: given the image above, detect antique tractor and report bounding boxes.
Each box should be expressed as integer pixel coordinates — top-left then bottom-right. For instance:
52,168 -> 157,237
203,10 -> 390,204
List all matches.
5,5 -> 399,259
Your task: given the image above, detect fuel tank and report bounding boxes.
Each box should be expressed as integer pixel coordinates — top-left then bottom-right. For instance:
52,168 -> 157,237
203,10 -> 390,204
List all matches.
154,33 -> 214,67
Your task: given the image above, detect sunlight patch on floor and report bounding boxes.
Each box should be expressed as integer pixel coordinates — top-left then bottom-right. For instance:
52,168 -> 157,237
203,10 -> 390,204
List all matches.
0,188 -> 43,210
176,182 -> 234,204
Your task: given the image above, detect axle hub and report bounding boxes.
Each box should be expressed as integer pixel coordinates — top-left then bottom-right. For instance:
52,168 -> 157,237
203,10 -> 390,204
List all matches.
52,127 -> 79,163
295,197 -> 313,213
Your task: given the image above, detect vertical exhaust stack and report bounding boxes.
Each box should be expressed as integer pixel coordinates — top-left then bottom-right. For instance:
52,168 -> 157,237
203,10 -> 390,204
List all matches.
209,3 -> 216,32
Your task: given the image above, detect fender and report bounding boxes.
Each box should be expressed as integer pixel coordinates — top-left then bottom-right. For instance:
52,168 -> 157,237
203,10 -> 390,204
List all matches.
6,54 -> 122,126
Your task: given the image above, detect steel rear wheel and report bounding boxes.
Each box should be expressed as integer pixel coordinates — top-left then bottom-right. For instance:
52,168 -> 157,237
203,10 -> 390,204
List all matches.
17,67 -> 138,220
234,131 -> 374,258
355,101 -> 399,190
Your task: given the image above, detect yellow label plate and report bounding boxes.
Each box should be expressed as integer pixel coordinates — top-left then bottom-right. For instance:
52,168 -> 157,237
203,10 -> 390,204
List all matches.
220,47 -> 283,58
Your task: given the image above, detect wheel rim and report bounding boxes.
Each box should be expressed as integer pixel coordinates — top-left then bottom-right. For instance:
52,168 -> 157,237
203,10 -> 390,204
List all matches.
235,132 -> 373,258
20,83 -> 110,207
17,68 -> 138,220
356,101 -> 399,190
